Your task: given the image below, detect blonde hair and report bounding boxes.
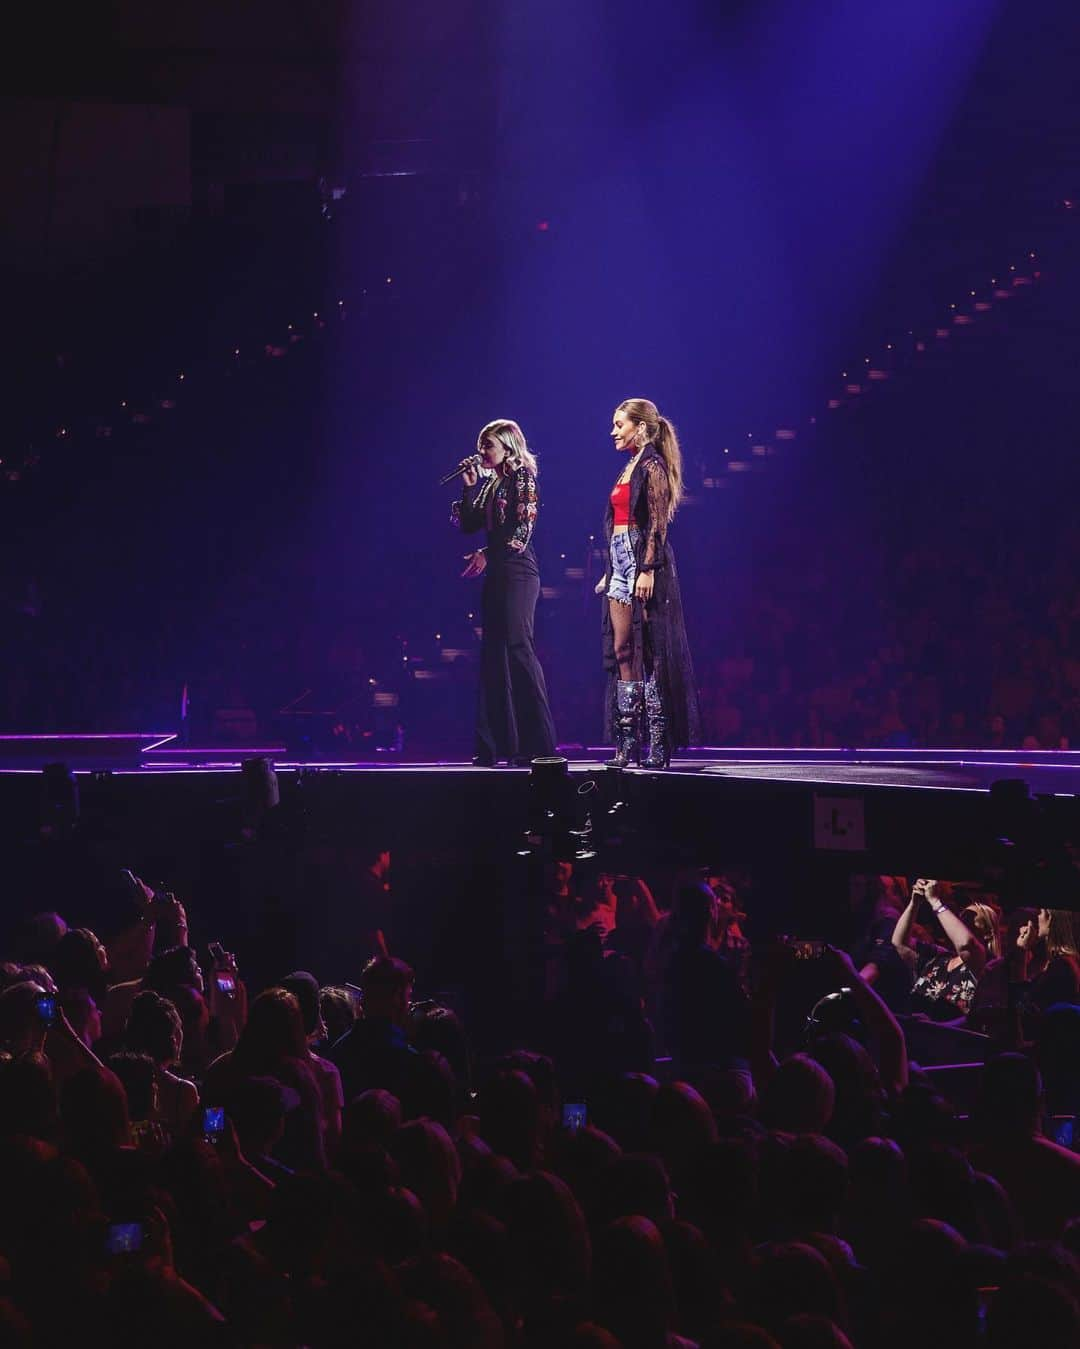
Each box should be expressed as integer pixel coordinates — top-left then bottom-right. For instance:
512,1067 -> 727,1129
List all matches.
477,419 -> 538,477
616,398 -> 682,523
961,902 -> 1002,960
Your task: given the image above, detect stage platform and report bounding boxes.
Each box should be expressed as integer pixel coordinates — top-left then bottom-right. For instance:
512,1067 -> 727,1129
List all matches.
1,739 -> 1077,886
1,739 -> 1077,1016
2,731 -> 1079,791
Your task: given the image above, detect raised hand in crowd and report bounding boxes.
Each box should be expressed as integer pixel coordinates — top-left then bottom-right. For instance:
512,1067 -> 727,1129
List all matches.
149,890 -> 190,949
822,943 -> 908,1096
206,944 -> 247,1051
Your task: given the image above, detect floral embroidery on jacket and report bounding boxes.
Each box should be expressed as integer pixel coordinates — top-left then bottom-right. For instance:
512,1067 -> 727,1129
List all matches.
508,467 -> 538,551
453,467 -> 538,553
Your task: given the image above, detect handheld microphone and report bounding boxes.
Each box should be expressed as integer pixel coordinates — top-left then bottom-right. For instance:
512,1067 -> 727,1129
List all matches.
438,454 -> 482,486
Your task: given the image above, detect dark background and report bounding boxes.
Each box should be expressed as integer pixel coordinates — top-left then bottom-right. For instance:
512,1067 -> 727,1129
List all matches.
2,1 -> 1078,754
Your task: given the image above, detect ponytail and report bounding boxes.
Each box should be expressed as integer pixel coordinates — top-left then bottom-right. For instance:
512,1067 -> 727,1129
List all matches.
655,415 -> 683,524
615,398 -> 683,523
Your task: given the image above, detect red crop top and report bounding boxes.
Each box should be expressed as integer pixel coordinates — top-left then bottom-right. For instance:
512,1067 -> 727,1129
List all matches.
611,480 -> 631,527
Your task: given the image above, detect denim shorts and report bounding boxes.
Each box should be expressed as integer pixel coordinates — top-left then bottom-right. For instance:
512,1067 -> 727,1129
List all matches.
606,530 -> 638,605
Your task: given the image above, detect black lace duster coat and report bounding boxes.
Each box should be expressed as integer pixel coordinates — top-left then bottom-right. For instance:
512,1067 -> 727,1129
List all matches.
600,447 -> 700,749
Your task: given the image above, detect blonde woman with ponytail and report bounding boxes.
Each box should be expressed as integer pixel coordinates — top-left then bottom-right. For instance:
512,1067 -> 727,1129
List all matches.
596,398 -> 699,768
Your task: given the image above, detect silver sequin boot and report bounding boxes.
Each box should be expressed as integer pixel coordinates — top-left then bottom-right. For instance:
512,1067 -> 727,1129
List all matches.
607,680 -> 644,768
641,675 -> 669,769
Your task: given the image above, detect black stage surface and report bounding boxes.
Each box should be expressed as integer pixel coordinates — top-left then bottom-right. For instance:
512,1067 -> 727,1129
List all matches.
1,737 -> 1077,886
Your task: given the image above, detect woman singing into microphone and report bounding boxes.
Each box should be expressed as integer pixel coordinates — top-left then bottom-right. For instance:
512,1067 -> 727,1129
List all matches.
452,420 -> 557,767
596,397 -> 699,768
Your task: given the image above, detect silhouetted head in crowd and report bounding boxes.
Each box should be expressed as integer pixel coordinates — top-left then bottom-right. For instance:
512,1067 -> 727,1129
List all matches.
0,1051 -> 58,1143
907,1143 -> 982,1242
233,988 -> 307,1071
762,1134 -> 848,1238
591,1153 -> 673,1228
124,989 -> 183,1067
544,859 -> 575,895
166,981 -> 210,1061
0,981 -> 50,1056
745,1241 -> 844,1335
1039,908 -> 1080,959
480,1068 -> 540,1172
670,880 -> 721,948
145,944 -> 202,996
396,1251 -> 503,1349
59,987 -> 101,1048
591,1073 -> 658,1153
49,927 -> 108,1004
105,1051 -> 157,1122
392,1118 -> 462,1233
651,1081 -> 718,1180
280,970 -> 321,1040
887,1219 -> 979,1345
12,911 -> 67,967
375,1184 -> 429,1264
319,985 -> 359,1044
343,1087 -> 402,1151
665,1218 -> 731,1341
360,956 -> 414,1026
61,1067 -> 131,1160
592,1214 -> 677,1349
410,1004 -> 471,1086
804,1033 -> 887,1146
389,1049 -> 452,1132
497,1049 -> 559,1117
847,1136 -> 909,1216
547,1122 -> 621,1211
96,885 -> 154,983
761,1055 -> 835,1135
503,1171 -> 592,1310
889,1079 -> 960,1152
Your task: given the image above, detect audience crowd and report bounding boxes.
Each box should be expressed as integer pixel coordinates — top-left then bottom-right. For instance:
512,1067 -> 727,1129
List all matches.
1,847 -> 1079,1348
693,525 -> 1080,751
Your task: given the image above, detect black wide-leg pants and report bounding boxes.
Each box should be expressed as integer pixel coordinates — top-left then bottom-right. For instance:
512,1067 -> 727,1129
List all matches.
476,550 -> 557,762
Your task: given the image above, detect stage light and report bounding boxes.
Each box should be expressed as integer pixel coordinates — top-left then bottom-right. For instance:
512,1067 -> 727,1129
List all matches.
521,757 -> 596,862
